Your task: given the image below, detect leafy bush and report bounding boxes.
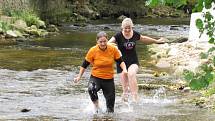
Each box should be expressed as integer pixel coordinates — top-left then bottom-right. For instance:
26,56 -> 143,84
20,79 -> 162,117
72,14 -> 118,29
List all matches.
0,21 -> 12,32
146,0 -> 187,8
3,9 -> 40,26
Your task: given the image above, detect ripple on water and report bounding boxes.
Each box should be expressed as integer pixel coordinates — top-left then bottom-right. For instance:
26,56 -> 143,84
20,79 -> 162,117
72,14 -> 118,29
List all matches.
0,69 -> 215,120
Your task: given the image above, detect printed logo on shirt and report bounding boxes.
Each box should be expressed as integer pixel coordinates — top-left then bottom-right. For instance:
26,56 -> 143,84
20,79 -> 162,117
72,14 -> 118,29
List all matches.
124,41 -> 135,50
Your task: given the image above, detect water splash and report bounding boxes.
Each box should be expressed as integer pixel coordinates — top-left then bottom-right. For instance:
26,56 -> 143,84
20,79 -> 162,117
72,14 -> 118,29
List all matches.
82,91 -> 106,116
153,87 -> 167,99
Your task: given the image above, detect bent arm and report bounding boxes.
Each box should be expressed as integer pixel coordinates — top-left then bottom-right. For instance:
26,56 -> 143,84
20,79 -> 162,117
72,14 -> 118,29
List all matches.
108,37 -> 116,43
115,57 -> 127,74
120,62 -> 127,74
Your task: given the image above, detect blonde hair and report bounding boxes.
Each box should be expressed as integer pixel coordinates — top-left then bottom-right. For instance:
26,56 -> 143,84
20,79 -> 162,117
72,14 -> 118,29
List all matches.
121,18 -> 134,28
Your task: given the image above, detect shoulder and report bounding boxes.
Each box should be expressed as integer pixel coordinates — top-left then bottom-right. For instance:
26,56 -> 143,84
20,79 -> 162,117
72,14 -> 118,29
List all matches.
88,45 -> 98,52
107,44 -> 118,51
114,31 -> 122,37
114,31 -> 123,42
133,30 -> 140,35
133,30 -> 141,40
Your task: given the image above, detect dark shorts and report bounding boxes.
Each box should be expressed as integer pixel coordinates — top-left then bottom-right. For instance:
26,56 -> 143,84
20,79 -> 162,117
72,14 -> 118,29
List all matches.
88,75 -> 115,112
116,62 -> 139,73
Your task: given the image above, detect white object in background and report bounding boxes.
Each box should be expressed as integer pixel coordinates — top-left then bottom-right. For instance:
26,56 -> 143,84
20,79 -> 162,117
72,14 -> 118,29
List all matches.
188,2 -> 215,42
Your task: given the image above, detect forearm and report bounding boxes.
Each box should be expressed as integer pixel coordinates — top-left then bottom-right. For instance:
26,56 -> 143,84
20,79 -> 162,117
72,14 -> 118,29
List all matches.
77,67 -> 85,78
108,37 -> 116,43
78,59 -> 89,78
140,35 -> 158,44
120,62 -> 127,72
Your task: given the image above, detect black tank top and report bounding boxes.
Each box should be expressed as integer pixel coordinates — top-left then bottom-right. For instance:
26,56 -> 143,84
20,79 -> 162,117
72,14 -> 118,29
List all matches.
114,31 -> 141,73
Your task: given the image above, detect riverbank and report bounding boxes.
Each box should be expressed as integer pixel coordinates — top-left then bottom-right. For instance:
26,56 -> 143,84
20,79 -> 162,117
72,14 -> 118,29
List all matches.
149,41 -> 215,111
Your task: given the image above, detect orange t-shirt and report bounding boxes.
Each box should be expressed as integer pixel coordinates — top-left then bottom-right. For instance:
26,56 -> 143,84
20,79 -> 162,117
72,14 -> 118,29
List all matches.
85,44 -> 121,79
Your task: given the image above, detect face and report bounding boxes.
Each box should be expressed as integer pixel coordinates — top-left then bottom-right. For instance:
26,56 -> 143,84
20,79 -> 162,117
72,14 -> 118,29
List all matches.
97,36 -> 108,50
122,26 -> 132,34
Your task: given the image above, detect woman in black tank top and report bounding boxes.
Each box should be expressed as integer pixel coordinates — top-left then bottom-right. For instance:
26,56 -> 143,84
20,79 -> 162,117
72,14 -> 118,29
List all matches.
108,18 -> 165,102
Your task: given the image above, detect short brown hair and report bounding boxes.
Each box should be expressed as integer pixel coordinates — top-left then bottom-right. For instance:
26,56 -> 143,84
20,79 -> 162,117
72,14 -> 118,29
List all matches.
96,31 -> 107,40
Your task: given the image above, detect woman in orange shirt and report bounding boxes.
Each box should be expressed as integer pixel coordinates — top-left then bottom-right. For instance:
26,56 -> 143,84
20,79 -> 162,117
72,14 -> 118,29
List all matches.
74,31 -> 127,113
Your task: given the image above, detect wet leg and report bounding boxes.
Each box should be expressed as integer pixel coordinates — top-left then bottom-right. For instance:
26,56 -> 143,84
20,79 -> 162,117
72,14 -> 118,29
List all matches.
120,73 -> 129,102
128,64 -> 139,102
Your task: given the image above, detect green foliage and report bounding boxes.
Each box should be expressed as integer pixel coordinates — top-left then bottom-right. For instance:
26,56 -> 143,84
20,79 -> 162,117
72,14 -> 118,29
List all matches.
204,87 -> 215,96
183,63 -> 214,90
146,0 -> 188,8
193,0 -> 204,12
195,18 -> 204,36
145,0 -> 163,7
0,21 -> 12,32
3,9 -> 40,26
193,0 -> 214,12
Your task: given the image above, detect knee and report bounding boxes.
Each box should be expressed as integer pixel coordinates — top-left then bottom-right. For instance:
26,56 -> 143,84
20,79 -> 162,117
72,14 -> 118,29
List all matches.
88,83 -> 98,101
128,72 -> 136,79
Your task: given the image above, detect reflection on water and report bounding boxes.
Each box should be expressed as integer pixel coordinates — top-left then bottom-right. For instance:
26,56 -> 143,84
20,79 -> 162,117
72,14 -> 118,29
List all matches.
0,69 -> 215,121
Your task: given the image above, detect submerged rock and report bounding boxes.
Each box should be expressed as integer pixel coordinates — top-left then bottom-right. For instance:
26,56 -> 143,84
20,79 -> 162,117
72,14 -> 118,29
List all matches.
21,108 -> 31,112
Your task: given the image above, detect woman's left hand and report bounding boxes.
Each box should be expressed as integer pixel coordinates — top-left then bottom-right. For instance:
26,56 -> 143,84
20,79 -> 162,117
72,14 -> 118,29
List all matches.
156,37 -> 166,44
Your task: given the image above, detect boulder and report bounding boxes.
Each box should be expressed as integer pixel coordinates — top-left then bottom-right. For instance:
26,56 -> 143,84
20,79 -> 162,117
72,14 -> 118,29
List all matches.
155,59 -> 171,69
5,30 -> 17,38
47,24 -> 59,32
117,15 -> 127,20
36,20 -> 46,29
12,19 -> 28,31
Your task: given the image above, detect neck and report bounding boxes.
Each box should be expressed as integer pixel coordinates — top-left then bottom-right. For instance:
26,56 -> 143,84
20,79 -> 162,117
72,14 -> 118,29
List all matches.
123,31 -> 133,39
98,46 -> 107,51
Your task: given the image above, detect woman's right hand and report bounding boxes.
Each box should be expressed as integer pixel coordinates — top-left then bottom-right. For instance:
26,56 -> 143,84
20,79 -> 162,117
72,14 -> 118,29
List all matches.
73,76 -> 81,83
122,69 -> 128,76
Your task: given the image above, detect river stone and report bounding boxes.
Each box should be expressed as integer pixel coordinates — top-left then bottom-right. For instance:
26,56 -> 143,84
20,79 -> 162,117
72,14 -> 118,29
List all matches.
155,59 -> 171,69
173,37 -> 188,43
117,15 -> 127,20
37,20 -> 46,29
13,19 -> 28,31
47,25 -> 59,32
6,30 -> 17,38
183,87 -> 191,92
30,25 -> 37,30
14,30 -> 24,38
0,15 -> 14,24
21,108 -> 31,112
168,48 -> 179,56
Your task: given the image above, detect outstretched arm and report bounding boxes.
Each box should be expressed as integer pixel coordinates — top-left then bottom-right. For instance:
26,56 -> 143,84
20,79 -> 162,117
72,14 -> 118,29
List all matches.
139,35 -> 165,44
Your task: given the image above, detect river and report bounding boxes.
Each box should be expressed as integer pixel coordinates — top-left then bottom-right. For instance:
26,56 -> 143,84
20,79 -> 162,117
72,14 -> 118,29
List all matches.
0,18 -> 215,121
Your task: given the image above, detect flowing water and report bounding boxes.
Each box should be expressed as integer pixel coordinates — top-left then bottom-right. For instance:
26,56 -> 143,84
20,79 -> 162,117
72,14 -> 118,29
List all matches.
0,18 -> 215,120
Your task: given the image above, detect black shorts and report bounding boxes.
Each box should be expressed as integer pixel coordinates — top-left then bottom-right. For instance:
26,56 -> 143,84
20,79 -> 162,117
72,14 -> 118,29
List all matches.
116,62 -> 139,73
